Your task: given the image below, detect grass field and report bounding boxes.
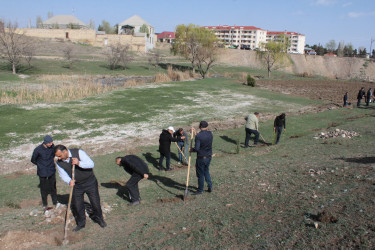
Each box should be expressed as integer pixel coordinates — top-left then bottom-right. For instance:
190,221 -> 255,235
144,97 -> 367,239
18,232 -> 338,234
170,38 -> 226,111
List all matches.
0,77 -> 319,169
1,40 -> 375,249
1,105 -> 375,249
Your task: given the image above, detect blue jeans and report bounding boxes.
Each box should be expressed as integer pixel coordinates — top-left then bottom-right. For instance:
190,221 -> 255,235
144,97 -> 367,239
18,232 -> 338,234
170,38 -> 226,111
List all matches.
159,153 -> 170,170
177,141 -> 187,163
275,126 -> 283,144
245,128 -> 260,147
196,157 -> 212,193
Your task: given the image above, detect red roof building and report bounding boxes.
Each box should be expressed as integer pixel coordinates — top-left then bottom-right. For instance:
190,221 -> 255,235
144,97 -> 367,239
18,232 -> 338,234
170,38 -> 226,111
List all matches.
157,31 -> 175,43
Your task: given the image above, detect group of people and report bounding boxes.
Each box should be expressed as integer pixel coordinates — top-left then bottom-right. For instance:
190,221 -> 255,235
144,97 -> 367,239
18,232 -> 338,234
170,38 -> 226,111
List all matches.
31,120 -> 214,232
354,87 -> 373,107
244,112 -> 286,147
157,121 -> 213,194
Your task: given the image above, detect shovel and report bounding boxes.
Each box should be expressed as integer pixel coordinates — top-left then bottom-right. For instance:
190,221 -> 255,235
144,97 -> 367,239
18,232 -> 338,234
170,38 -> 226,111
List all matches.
174,142 -> 186,162
63,164 -> 75,245
260,133 -> 271,146
183,128 -> 195,200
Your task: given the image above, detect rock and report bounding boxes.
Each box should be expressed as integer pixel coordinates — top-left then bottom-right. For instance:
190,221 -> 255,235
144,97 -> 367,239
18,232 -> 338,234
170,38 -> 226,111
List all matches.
30,209 -> 39,216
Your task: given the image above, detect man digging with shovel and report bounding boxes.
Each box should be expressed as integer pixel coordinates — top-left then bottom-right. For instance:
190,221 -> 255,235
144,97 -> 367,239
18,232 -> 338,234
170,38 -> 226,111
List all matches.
55,145 -> 107,233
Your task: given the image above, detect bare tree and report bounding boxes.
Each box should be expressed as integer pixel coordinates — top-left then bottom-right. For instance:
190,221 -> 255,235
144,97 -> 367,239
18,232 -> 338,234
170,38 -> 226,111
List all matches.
104,43 -> 133,70
195,44 -> 218,79
63,44 -> 74,69
36,15 -> 43,28
147,49 -> 163,68
0,21 -> 34,74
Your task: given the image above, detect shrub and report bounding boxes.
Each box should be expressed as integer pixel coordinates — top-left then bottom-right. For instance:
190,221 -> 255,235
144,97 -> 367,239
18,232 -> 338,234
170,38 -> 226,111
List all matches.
247,74 -> 256,87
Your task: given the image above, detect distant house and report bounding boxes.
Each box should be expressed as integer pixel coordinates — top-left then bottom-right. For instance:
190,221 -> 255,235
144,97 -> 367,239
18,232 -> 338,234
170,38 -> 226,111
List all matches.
42,15 -> 88,29
157,32 -> 175,43
118,15 -> 155,51
324,52 -> 337,57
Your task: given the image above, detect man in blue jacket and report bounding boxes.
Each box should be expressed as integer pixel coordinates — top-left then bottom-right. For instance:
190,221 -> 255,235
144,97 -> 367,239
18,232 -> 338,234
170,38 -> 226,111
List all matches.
191,121 -> 213,195
31,135 -> 58,210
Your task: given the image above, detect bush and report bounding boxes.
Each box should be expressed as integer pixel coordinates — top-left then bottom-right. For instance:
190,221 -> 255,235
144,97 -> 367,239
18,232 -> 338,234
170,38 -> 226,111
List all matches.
247,74 -> 256,87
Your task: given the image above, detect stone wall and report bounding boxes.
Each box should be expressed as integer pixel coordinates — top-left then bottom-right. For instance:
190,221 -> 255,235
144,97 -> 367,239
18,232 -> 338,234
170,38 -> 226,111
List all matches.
16,28 -> 157,52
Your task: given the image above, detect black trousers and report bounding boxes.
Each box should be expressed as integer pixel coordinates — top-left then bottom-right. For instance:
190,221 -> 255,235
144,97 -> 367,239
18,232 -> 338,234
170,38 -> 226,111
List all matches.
39,174 -> 57,207
72,176 -> 103,227
125,174 -> 143,202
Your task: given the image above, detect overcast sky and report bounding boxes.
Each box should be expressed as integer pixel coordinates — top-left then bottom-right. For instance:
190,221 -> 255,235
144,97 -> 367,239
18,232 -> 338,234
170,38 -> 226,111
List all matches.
1,0 -> 374,50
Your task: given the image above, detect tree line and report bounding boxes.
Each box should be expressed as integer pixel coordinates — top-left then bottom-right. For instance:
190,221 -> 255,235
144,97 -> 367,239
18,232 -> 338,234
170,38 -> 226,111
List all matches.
307,40 -> 373,57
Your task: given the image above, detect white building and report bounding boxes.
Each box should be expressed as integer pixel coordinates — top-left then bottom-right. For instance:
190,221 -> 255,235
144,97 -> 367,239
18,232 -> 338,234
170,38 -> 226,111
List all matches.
203,25 -> 306,53
266,31 -> 306,54
203,25 -> 267,50
118,15 -> 155,51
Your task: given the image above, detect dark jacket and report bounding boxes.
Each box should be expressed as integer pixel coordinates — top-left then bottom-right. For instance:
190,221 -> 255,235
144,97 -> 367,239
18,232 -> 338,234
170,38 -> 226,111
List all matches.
159,130 -> 177,155
31,144 -> 55,177
357,89 -> 365,99
274,115 -> 286,128
120,155 -> 149,177
193,130 -> 213,157
173,129 -> 189,145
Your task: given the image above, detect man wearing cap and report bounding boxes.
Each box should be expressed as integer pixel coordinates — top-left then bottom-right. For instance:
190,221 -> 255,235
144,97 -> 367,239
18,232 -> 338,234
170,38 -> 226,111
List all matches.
158,126 -> 179,171
31,135 -> 58,210
191,121 -> 213,194
244,112 -> 260,147
115,155 -> 149,206
54,144 -> 106,232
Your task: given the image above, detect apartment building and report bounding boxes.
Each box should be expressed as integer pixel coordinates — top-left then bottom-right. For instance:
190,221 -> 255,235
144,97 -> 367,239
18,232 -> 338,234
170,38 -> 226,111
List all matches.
203,25 -> 305,54
266,31 -> 306,54
203,25 -> 267,50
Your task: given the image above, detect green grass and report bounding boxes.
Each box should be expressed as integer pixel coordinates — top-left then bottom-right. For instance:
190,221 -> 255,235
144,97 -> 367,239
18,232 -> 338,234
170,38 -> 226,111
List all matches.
1,101 -> 375,248
0,77 -> 320,152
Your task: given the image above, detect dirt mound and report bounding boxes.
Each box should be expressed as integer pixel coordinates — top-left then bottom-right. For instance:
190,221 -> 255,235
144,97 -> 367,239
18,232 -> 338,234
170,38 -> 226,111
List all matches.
0,229 -> 82,248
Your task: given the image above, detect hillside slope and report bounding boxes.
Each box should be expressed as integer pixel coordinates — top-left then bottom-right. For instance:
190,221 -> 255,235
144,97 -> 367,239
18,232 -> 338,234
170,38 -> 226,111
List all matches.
218,49 -> 375,81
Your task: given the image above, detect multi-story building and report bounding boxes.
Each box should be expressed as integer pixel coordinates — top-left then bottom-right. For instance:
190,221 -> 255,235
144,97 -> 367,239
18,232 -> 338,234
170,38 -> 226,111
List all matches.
203,25 -> 306,54
266,31 -> 306,54
203,25 -> 267,50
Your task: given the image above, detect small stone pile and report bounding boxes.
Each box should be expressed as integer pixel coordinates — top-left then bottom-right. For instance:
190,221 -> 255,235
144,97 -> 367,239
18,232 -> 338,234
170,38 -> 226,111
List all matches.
29,202 -> 114,225
313,128 -> 359,139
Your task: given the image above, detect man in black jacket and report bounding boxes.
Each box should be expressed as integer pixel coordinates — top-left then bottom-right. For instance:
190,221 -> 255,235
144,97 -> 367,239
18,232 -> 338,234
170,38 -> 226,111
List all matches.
31,135 -> 58,210
357,87 -> 365,107
273,113 -> 286,145
158,126 -> 178,171
115,155 -> 149,206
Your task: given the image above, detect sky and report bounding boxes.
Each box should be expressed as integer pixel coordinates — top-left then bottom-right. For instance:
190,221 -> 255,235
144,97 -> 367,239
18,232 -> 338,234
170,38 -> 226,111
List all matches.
1,0 -> 374,51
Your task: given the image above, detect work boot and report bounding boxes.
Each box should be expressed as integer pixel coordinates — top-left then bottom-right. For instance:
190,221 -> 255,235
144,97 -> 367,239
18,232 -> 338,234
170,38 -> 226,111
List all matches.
128,200 -> 140,206
72,225 -> 85,232
208,187 -> 212,193
165,168 -> 173,171
98,220 -> 107,228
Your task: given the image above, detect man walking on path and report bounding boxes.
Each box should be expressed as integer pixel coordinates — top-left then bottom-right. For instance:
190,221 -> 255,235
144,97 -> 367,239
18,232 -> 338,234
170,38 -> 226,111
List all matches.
54,144 -> 106,232
366,88 -> 372,106
31,135 -> 58,210
357,87 -> 365,107
174,128 -> 188,165
190,121 -> 213,195
273,113 -> 286,145
115,155 -> 149,206
159,126 -> 179,171
244,112 -> 260,147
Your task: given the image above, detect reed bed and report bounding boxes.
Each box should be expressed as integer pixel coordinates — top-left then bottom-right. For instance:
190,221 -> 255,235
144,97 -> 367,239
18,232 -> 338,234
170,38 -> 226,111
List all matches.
1,70 -> 195,104
154,65 -> 194,83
